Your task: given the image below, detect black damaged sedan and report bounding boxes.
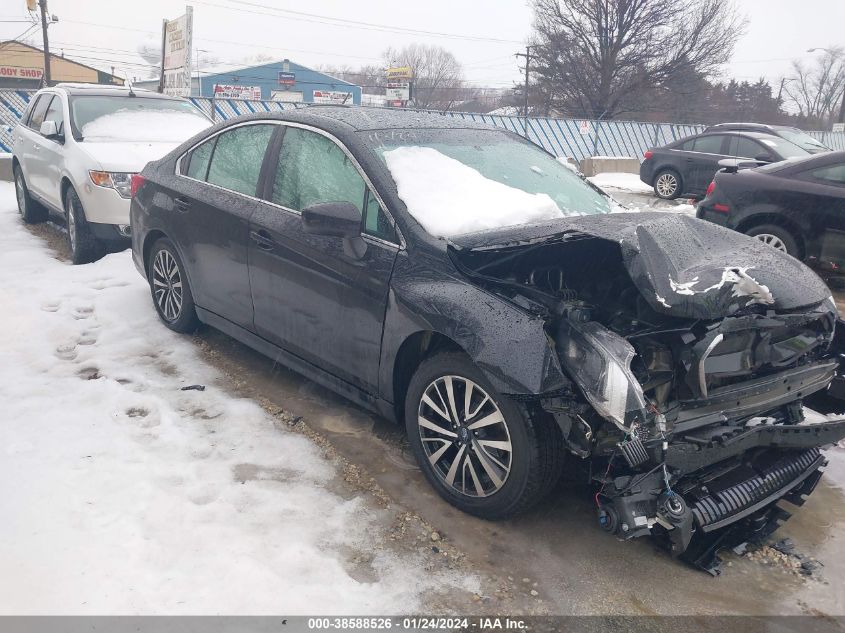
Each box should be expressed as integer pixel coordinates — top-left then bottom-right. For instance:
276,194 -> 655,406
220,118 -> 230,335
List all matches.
130,107 -> 845,571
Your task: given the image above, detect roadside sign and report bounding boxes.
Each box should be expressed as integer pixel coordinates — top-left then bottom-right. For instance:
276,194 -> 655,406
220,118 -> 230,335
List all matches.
578,120 -> 591,135
278,71 -> 296,86
833,123 -> 845,133
385,85 -> 410,101
387,66 -> 413,80
161,6 -> 193,97
312,90 -> 352,105
213,84 -> 261,100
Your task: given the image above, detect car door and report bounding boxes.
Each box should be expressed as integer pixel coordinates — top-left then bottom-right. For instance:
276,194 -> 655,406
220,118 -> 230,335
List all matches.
30,94 -> 67,209
248,124 -> 400,395
727,135 -> 770,163
170,121 -> 277,330
687,134 -> 729,193
15,93 -> 52,198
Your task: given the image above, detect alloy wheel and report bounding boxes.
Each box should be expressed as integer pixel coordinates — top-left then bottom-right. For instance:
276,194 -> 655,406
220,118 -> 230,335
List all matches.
152,249 -> 184,322
655,173 -> 678,197
417,375 -> 512,498
66,201 -> 77,252
753,233 -> 788,253
15,172 -> 25,215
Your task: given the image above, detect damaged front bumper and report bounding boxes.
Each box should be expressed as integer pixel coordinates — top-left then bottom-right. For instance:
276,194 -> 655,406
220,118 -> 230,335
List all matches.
551,312 -> 845,573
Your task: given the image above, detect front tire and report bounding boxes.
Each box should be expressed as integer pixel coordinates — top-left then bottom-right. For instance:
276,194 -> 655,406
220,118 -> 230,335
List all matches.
405,352 -> 563,519
746,223 -> 801,259
14,164 -> 47,224
653,169 -> 682,200
65,187 -> 104,265
148,238 -> 200,333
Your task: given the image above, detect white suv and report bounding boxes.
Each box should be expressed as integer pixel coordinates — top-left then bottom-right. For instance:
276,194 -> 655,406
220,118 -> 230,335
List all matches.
13,84 -> 212,263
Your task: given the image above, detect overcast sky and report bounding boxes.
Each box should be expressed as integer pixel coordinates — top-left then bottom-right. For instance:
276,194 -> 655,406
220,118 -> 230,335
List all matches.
2,0 -> 843,97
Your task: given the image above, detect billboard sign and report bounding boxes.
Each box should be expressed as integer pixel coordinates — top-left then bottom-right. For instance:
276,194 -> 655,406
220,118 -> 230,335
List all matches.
312,90 -> 352,105
278,71 -> 296,86
213,84 -> 262,100
161,6 -> 193,97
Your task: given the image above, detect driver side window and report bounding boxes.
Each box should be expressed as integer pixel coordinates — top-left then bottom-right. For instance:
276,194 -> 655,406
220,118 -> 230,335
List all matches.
273,127 -> 366,213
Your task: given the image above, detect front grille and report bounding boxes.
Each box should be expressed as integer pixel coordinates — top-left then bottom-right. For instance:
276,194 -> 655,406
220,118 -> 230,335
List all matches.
691,449 -> 823,531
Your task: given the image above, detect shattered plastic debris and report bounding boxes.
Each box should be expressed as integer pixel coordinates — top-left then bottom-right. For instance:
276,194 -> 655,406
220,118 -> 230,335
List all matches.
655,293 -> 672,308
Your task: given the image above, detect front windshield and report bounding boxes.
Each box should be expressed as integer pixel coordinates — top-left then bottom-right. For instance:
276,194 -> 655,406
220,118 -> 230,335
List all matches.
70,95 -> 211,142
756,135 -> 811,159
776,128 -> 830,153
362,128 -> 610,237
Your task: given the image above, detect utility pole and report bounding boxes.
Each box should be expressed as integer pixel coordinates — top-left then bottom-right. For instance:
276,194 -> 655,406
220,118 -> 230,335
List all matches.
38,0 -> 51,86
515,45 -> 532,118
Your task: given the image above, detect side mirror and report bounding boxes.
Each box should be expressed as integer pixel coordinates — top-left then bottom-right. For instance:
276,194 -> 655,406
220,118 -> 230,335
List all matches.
40,120 -> 62,141
302,201 -> 367,259
754,153 -> 772,164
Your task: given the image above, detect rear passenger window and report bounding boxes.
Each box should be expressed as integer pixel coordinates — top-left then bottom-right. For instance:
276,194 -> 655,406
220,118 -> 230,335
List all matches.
809,164 -> 845,186
206,124 -> 275,196
185,139 -> 215,180
692,135 -> 725,154
27,95 -> 51,131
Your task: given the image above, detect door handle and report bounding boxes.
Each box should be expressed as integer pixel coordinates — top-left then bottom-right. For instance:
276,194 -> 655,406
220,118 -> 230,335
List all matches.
174,197 -> 191,212
250,229 -> 275,250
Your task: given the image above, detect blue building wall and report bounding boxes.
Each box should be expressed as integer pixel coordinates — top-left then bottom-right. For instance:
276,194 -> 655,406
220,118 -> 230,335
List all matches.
198,59 -> 361,105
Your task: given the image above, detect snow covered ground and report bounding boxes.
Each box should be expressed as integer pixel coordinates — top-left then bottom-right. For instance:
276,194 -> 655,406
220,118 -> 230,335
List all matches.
587,172 -> 652,194
587,172 -> 697,216
0,181 -> 476,614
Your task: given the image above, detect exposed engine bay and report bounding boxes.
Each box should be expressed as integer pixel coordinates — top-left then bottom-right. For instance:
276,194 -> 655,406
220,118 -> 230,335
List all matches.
450,224 -> 845,574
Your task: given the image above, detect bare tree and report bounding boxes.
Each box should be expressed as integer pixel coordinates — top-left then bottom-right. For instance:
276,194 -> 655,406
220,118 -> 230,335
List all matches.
530,0 -> 746,119
784,47 -> 845,122
383,44 -> 469,110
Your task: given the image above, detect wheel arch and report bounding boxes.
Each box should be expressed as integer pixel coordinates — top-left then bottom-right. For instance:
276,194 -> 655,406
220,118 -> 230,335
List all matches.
142,229 -> 170,277
391,330 -> 466,424
59,177 -> 74,209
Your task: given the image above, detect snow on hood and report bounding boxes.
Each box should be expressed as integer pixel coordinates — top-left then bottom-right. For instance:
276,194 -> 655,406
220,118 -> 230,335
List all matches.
383,146 -> 566,237
81,110 -> 211,143
79,140 -> 183,173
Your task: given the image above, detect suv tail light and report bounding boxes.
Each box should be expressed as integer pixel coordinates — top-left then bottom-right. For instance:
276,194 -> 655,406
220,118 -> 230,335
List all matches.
643,150 -> 653,160
705,180 -> 716,197
130,174 -> 146,198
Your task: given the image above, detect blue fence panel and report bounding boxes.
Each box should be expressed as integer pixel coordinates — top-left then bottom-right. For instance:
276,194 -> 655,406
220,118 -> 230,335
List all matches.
2,87 -> 843,161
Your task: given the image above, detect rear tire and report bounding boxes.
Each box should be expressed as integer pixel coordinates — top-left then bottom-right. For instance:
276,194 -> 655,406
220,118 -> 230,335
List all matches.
65,187 -> 104,265
14,164 -> 47,224
148,238 -> 200,333
653,169 -> 682,200
404,351 -> 563,519
746,224 -> 801,259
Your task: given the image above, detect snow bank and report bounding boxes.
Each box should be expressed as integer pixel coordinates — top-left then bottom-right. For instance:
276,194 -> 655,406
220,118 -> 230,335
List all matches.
0,181 -> 476,614
588,172 -> 652,194
383,146 -> 565,237
82,110 -> 211,143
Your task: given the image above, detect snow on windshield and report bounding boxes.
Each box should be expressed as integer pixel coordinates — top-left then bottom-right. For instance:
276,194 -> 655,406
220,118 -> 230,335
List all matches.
81,109 -> 211,143
383,146 -> 567,237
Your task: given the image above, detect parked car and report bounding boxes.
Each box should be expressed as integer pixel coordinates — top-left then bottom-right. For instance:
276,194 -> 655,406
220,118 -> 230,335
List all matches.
131,108 -> 845,571
697,151 -> 845,267
705,122 -> 831,154
640,130 -> 810,200
12,83 -> 212,264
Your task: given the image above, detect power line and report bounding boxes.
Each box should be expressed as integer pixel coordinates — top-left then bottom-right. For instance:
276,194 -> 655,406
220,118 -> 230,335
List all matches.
204,0 -> 523,44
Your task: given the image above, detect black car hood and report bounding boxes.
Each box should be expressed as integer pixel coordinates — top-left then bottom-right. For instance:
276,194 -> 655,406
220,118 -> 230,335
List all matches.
449,212 -> 830,320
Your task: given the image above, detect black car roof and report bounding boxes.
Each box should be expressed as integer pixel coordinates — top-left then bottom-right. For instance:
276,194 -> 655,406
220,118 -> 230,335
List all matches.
224,105 -> 496,132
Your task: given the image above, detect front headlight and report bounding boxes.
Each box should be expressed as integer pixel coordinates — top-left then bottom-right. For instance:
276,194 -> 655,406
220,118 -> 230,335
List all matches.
89,171 -> 134,199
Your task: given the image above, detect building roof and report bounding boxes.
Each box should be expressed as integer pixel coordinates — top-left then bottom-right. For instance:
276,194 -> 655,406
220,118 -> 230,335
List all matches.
0,40 -> 124,82
199,58 -> 358,87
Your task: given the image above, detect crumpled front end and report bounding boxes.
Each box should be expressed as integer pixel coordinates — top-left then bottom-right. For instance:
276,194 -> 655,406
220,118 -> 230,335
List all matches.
449,215 -> 845,572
